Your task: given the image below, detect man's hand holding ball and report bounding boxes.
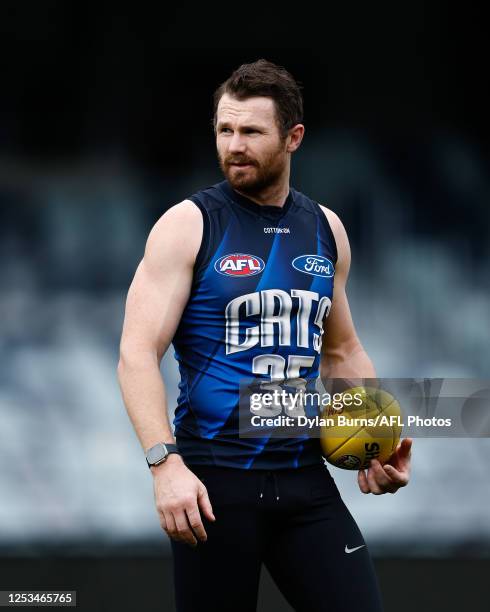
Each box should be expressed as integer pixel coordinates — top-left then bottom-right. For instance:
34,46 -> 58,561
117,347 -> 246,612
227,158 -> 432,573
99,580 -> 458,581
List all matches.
320,385 -> 412,495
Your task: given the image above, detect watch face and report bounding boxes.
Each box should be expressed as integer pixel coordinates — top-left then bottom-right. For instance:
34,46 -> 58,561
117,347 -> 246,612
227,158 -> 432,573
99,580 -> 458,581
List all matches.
147,444 -> 167,465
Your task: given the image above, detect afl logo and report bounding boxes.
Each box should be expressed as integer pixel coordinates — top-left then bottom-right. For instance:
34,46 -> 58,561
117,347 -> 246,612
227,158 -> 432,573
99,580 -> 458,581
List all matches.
292,255 -> 335,278
214,253 -> 265,277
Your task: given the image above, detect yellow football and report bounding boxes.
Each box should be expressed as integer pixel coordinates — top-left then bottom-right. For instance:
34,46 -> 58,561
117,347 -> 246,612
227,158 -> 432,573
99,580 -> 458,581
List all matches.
320,386 -> 402,470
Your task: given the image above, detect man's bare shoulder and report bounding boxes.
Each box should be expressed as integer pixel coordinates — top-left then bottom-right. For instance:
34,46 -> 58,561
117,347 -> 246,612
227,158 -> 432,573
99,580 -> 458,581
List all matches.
145,199 -> 203,269
150,199 -> 202,236
318,204 -> 346,241
318,204 -> 350,276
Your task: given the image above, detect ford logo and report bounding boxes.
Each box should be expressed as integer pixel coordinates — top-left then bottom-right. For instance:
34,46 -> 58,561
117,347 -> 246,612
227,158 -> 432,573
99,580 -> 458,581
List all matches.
292,255 -> 335,278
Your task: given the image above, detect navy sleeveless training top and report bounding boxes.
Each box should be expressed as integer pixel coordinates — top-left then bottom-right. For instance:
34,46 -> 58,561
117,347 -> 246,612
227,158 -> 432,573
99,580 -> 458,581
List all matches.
172,180 -> 337,469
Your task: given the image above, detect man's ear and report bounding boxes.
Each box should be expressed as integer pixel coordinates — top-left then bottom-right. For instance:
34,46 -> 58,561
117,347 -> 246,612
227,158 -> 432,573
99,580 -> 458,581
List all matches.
286,124 -> 305,153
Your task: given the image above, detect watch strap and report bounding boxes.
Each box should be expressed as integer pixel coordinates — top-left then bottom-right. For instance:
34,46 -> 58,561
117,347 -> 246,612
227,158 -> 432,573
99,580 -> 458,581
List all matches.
164,443 -> 179,455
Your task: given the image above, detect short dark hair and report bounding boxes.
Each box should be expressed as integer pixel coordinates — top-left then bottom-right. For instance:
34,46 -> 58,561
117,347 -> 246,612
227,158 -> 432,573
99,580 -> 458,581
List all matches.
213,59 -> 303,138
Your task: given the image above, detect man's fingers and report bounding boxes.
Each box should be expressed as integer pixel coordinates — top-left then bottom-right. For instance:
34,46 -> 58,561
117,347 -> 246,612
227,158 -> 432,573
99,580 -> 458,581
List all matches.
161,512 -> 180,541
371,459 -> 395,486
400,438 -> 413,454
373,460 -> 401,493
397,438 -> 413,466
384,464 -> 409,487
366,463 -> 384,495
359,453 -> 410,495
392,438 -> 412,462
358,469 -> 371,494
197,484 -> 216,522
185,504 -> 208,542
174,510 -> 198,547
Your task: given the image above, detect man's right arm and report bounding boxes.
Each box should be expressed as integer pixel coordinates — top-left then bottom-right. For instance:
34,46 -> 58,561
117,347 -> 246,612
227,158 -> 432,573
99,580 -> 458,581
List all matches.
117,200 -> 215,547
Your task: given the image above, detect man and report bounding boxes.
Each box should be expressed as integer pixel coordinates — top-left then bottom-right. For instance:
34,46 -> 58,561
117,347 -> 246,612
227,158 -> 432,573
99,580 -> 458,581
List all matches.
117,59 -> 412,612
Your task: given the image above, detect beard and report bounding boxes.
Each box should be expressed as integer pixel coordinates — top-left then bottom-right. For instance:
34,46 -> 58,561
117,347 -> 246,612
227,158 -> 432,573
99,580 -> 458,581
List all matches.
218,144 -> 287,197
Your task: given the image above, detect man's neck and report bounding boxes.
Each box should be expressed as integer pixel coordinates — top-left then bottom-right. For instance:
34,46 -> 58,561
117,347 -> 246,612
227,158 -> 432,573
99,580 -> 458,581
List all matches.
231,175 -> 290,208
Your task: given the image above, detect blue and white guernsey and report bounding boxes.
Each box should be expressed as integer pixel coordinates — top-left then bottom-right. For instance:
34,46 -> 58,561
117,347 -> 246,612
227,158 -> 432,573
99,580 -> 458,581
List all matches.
172,180 -> 337,469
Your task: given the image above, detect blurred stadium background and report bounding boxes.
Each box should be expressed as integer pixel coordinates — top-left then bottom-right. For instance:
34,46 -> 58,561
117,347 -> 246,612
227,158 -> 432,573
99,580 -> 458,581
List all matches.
0,4 -> 489,611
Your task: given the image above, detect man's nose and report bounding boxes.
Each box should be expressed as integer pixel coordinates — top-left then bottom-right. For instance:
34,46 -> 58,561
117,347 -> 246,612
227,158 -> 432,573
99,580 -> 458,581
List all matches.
228,132 -> 246,153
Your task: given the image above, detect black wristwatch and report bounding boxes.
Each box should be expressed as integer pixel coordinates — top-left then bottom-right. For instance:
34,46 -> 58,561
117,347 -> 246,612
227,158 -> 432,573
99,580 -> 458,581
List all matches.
145,442 -> 180,469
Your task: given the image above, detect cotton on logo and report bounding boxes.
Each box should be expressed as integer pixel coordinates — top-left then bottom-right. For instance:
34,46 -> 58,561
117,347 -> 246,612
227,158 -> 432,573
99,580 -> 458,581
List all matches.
214,253 -> 265,277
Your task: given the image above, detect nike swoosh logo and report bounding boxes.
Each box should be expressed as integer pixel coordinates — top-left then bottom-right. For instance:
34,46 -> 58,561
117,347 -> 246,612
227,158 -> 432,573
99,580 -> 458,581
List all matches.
345,544 -> 366,554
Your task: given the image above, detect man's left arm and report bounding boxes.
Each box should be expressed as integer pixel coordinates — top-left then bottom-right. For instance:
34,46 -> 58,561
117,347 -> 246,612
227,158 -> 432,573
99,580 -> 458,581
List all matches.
319,206 -> 412,495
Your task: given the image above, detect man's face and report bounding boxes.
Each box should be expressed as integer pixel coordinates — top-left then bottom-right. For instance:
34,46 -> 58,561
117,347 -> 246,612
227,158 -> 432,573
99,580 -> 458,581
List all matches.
215,93 -> 289,194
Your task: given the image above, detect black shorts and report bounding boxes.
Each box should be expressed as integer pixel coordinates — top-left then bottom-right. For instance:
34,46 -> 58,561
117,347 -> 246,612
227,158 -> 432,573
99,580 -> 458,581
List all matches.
171,462 -> 383,612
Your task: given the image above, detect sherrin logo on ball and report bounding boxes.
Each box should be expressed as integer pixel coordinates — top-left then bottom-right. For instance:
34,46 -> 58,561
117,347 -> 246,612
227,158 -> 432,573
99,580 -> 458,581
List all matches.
320,387 -> 403,470
292,255 -> 334,278
214,253 -> 265,277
